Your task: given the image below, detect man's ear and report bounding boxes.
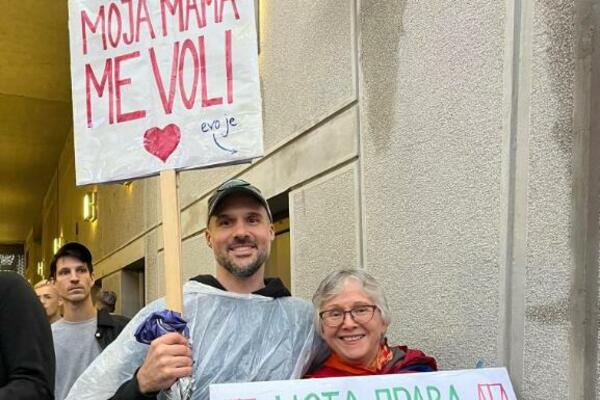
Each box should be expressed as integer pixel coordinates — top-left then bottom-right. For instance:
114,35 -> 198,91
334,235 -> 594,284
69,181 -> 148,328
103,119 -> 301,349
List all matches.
205,229 -> 213,248
269,223 -> 275,241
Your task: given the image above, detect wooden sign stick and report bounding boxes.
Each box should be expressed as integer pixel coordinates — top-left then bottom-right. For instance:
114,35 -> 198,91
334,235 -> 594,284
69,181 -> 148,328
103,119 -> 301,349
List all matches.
160,169 -> 184,314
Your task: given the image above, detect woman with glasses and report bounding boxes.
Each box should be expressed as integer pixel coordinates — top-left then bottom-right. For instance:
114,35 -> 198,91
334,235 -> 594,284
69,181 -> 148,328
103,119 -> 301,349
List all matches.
304,269 -> 437,378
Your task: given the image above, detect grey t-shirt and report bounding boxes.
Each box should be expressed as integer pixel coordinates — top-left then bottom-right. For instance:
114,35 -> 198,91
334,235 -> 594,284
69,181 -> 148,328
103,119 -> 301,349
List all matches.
52,317 -> 101,400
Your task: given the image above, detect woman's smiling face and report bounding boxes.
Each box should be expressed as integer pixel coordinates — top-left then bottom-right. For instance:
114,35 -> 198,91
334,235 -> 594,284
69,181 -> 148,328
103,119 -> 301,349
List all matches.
319,279 -> 388,367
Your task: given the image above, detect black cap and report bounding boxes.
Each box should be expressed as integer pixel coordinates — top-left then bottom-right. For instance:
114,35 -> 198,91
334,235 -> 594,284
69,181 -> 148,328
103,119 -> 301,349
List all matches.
207,179 -> 272,223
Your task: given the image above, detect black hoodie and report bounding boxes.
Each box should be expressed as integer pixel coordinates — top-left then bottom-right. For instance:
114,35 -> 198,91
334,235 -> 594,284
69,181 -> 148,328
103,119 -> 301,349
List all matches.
189,274 -> 291,298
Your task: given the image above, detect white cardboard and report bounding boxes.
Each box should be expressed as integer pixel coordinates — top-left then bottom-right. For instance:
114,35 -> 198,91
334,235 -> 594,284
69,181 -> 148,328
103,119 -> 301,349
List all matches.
210,368 -> 518,400
68,0 -> 263,185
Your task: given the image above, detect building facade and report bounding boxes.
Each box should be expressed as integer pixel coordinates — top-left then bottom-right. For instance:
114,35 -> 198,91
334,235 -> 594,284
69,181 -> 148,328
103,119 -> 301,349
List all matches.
23,1 -> 600,399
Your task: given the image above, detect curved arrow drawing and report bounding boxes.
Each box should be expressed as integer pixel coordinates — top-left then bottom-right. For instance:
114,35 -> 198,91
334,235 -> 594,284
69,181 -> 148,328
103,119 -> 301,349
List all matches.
213,133 -> 238,154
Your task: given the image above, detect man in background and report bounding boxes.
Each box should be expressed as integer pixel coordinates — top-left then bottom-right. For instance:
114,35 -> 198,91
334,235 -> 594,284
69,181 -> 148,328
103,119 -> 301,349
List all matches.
96,290 -> 117,313
34,279 -> 62,324
50,242 -> 129,400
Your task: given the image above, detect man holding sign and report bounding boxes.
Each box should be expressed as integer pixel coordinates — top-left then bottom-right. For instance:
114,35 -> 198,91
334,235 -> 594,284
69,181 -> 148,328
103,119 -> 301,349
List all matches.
66,179 -> 317,400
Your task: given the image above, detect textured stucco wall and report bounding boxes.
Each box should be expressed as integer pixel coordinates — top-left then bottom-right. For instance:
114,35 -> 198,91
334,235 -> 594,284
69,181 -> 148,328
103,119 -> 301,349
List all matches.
155,234 -> 215,298
259,0 -> 356,150
359,0 -> 505,370
178,0 -> 356,209
525,1 -> 600,399
360,0 -> 599,398
181,234 -> 216,282
521,1 -> 575,397
291,163 -> 361,300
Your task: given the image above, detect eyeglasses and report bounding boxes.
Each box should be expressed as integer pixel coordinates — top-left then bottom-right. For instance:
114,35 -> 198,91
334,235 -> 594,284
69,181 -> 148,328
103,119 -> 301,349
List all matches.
319,305 -> 378,327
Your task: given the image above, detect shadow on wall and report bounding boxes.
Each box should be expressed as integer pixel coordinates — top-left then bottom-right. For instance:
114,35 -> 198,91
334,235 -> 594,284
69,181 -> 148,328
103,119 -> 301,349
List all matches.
536,0 -> 575,155
359,0 -> 407,153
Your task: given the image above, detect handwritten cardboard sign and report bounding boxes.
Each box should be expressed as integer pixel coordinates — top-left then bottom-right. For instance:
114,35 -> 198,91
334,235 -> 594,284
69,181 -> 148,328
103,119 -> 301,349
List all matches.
210,368 -> 517,400
68,0 -> 263,185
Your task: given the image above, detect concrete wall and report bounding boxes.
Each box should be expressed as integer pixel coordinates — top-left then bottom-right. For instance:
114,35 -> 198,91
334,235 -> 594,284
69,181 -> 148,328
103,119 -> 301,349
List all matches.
291,163 -> 362,298
359,0 -> 600,398
520,2 -> 575,397
34,1 -> 599,399
360,0 -> 505,373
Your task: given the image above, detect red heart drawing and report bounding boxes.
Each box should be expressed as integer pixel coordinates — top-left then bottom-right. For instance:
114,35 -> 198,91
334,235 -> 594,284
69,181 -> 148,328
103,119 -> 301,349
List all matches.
143,124 -> 181,162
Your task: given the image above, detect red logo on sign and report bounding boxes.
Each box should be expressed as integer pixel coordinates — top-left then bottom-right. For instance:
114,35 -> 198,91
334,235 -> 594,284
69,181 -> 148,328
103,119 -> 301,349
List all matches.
477,383 -> 509,400
143,124 -> 181,162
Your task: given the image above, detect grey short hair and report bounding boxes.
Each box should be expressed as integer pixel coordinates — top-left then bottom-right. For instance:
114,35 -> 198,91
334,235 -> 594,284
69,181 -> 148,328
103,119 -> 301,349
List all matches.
312,269 -> 391,332
96,290 -> 117,313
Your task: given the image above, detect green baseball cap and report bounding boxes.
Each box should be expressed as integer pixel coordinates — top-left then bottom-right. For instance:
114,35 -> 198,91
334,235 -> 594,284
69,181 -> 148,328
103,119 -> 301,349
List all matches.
207,179 -> 272,223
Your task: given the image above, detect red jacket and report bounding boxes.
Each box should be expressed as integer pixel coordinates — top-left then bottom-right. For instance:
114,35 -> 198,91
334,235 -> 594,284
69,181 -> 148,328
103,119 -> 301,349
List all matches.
305,345 -> 437,378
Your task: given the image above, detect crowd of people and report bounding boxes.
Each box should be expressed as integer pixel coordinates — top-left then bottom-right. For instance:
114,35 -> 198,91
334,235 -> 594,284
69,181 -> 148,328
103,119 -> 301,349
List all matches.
0,179 -> 437,400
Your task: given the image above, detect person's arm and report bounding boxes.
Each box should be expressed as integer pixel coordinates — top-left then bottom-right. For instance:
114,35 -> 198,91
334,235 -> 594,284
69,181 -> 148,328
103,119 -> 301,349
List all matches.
108,333 -> 191,400
0,272 -> 55,400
